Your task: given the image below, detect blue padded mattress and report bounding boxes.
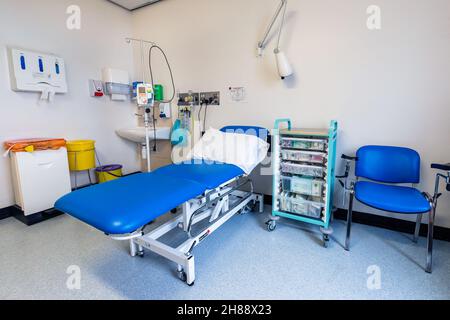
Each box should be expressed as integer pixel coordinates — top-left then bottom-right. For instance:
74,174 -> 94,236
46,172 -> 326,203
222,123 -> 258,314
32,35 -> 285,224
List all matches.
153,161 -> 244,190
55,163 -> 244,235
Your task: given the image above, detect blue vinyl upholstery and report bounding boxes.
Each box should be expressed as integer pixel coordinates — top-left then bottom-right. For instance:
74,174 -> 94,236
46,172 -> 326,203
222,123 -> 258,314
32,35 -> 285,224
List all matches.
356,146 -> 420,183
220,126 -> 269,140
344,145 -> 439,272
355,181 -> 431,213
56,163 -> 244,235
55,125 -> 267,235
154,161 -> 244,190
55,173 -> 206,235
353,145 -> 429,214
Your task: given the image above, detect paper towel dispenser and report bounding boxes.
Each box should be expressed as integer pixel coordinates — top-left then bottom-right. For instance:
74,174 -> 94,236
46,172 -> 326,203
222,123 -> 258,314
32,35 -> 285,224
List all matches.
7,47 -> 68,101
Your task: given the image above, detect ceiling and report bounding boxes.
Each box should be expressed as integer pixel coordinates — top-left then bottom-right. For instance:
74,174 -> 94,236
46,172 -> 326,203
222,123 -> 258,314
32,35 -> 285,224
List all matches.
107,0 -> 163,11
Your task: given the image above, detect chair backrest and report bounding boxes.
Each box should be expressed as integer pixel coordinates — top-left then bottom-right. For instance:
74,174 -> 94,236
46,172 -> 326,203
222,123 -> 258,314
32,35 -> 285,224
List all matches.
355,145 -> 421,184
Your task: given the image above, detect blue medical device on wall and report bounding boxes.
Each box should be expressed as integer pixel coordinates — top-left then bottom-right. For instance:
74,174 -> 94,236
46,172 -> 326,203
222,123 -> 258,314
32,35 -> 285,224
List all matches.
268,118 -> 338,247
171,119 -> 188,146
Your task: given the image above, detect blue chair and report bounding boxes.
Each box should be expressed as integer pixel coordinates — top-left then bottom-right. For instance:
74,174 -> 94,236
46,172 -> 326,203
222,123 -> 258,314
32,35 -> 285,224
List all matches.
338,146 -> 445,273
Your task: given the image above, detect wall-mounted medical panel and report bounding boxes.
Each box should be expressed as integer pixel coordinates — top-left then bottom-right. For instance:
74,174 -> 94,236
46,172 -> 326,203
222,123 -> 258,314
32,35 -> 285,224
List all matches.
7,47 -> 68,97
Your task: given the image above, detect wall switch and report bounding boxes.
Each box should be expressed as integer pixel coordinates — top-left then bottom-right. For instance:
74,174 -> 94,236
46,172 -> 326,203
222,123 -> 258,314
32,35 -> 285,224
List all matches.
200,91 -> 220,106
89,79 -> 104,97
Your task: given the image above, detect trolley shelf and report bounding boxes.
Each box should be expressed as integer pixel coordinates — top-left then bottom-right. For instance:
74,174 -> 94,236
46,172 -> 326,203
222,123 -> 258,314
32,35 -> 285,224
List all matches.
281,149 -> 327,164
280,175 -> 325,197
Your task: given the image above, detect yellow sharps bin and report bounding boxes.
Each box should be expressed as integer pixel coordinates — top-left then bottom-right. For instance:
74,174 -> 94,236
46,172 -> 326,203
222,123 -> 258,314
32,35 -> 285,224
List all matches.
66,140 -> 96,171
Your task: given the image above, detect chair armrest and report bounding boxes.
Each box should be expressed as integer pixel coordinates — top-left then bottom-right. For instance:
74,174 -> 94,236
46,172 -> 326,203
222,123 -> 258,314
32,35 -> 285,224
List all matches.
336,155 -> 357,206
431,163 -> 450,171
336,154 -> 357,179
431,164 -> 450,195
342,154 -> 358,161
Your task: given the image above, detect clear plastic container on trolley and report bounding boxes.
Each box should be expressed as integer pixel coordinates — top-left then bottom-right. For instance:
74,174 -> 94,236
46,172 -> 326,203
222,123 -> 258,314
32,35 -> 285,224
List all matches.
281,162 -> 325,178
281,149 -> 326,164
278,192 -> 324,219
280,137 -> 327,151
281,175 -> 324,197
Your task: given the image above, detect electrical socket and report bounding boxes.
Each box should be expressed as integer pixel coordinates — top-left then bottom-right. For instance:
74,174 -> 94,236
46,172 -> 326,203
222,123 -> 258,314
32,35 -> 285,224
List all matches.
177,92 -> 200,106
200,91 -> 220,106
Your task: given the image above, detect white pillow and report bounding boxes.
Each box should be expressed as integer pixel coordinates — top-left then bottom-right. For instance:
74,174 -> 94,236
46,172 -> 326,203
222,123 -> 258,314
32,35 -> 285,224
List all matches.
188,128 -> 269,175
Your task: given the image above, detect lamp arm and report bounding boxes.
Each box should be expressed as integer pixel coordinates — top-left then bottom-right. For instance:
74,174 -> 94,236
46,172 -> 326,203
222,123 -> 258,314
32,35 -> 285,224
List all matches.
276,0 -> 288,52
258,0 -> 287,50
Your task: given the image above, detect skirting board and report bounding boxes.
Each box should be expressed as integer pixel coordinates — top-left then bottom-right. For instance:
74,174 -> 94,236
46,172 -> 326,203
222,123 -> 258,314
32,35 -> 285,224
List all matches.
0,206 -> 12,220
0,206 -> 63,226
263,195 -> 450,242
11,206 -> 64,226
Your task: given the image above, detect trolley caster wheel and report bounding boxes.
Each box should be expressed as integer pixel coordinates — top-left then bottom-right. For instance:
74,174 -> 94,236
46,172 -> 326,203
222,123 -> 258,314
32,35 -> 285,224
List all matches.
266,220 -> 277,232
320,227 -> 333,248
323,235 -> 330,248
137,251 -> 145,258
178,270 -> 187,282
187,281 -> 195,287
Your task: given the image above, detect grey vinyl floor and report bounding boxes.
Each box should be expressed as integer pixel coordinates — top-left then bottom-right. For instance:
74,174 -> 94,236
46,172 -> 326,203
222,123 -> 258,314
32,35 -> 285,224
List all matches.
1,207 -> 449,300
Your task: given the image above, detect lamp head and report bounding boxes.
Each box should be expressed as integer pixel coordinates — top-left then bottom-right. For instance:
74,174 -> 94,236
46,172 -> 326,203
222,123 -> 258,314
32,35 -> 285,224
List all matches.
274,49 -> 293,80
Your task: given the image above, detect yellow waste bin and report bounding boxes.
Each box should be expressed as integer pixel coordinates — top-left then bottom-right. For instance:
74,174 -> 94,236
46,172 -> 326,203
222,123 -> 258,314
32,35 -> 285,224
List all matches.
67,140 -> 96,171
95,165 -> 123,183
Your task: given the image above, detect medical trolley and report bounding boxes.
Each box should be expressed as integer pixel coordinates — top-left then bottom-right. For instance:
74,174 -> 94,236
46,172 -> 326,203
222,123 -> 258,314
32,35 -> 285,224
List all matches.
268,119 -> 338,247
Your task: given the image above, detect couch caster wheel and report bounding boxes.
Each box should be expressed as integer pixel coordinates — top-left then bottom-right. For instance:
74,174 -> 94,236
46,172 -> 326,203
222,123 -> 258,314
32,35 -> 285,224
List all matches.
266,220 -> 276,232
178,270 -> 187,282
247,201 -> 257,212
240,205 -> 253,215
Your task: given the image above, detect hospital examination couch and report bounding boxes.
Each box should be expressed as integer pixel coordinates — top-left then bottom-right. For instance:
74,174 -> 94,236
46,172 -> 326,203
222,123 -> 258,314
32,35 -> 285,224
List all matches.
55,126 -> 268,286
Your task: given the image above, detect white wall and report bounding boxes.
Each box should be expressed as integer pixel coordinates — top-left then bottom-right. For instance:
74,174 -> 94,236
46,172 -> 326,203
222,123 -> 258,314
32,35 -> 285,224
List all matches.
0,0 -> 140,208
131,0 -> 450,227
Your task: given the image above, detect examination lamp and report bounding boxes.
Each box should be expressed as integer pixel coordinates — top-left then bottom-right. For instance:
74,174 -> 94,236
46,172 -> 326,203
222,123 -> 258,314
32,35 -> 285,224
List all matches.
257,0 -> 293,80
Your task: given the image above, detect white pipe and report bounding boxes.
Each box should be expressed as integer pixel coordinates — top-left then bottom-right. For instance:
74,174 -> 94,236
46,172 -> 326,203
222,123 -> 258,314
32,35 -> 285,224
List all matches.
144,111 -> 152,172
126,37 -> 154,172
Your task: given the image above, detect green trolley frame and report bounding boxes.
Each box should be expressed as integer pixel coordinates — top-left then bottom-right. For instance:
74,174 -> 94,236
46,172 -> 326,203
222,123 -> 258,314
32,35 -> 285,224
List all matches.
267,118 -> 338,247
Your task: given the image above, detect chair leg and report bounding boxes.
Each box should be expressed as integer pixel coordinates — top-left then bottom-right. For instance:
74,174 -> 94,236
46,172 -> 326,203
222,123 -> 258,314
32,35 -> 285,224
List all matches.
426,207 -> 435,273
413,214 -> 422,243
345,191 -> 354,251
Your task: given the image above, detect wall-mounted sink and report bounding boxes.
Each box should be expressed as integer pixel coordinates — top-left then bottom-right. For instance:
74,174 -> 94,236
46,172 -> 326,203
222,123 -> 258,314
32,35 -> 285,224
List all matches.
116,127 -> 171,144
